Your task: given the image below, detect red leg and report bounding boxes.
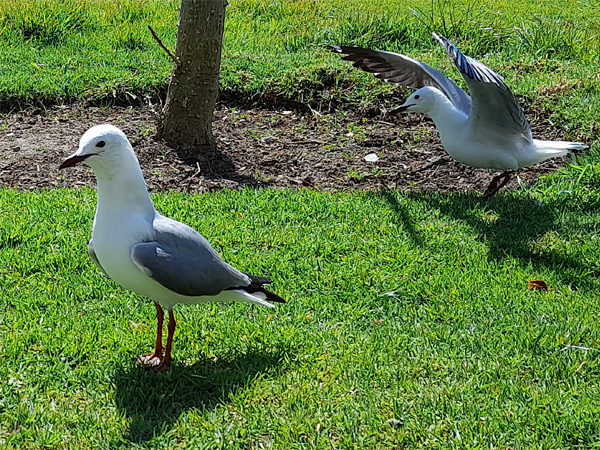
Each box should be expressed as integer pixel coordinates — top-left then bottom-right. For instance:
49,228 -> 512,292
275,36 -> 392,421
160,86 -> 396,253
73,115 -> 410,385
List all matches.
154,309 -> 176,373
136,302 -> 164,366
483,171 -> 513,198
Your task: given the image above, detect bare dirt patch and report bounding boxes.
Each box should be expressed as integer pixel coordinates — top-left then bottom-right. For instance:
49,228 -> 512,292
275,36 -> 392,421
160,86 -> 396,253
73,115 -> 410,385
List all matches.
0,103 -> 571,194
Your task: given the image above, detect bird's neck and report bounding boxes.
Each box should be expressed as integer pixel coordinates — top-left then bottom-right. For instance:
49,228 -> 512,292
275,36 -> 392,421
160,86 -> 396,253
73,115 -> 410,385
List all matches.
426,96 -> 468,136
94,157 -> 155,220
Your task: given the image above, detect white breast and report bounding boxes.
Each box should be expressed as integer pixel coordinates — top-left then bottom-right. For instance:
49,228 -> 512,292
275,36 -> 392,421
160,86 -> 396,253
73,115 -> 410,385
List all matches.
92,208 -> 159,296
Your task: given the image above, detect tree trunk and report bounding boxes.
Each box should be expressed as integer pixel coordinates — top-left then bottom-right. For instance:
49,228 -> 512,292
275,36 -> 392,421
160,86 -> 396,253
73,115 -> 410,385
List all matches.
159,0 -> 227,159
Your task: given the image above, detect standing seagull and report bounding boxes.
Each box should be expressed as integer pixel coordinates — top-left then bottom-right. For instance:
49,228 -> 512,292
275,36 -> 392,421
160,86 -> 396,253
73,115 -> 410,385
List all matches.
59,125 -> 285,372
332,33 -> 587,197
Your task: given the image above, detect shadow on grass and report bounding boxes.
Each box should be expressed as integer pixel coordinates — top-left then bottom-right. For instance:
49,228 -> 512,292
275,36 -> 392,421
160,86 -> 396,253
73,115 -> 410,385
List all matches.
375,190 -> 425,246
113,347 -> 290,443
372,189 -> 599,288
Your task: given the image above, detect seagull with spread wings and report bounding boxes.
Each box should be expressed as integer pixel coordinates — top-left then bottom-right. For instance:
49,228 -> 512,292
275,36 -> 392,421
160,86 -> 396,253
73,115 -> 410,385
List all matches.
332,33 -> 586,197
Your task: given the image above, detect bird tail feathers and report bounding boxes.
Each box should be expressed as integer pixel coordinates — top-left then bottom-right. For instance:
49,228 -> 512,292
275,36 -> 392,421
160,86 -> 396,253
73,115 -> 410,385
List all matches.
232,288 -> 286,308
255,287 -> 286,304
534,140 -> 587,161
237,290 -> 277,308
243,273 -> 286,304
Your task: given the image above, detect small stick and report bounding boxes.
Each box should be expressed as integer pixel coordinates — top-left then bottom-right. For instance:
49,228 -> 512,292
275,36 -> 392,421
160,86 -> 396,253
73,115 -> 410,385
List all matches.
148,25 -> 180,67
188,162 -> 202,180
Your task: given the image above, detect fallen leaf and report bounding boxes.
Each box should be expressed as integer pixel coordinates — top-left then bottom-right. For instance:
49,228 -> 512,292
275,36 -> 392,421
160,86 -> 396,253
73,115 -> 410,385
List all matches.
528,279 -> 549,291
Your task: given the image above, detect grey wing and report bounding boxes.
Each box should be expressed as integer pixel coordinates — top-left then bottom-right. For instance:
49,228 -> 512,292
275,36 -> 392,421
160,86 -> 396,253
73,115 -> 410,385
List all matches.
88,239 -> 109,277
331,45 -> 472,114
131,215 -> 251,297
433,33 -> 532,141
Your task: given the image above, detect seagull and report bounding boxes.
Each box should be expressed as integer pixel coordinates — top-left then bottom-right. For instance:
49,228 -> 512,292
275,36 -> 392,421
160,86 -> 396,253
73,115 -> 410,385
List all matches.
59,124 -> 285,372
332,33 -> 587,197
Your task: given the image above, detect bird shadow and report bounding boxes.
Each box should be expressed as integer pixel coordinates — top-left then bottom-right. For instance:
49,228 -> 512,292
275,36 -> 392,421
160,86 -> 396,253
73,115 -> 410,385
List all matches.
370,189 -> 598,289
374,190 -> 425,247
112,347 -> 290,443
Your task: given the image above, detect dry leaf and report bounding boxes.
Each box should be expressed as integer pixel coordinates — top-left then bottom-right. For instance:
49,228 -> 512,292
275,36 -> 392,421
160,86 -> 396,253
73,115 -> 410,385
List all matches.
528,279 -> 549,291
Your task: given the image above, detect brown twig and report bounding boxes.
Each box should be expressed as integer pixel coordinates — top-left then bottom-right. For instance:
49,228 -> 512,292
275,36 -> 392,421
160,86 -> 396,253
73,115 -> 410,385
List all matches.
147,25 -> 180,67
410,155 -> 450,174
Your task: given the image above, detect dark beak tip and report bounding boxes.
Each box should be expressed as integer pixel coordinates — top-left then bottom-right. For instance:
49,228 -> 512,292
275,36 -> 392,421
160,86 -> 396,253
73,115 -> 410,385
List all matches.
58,159 -> 75,170
58,154 -> 87,170
389,104 -> 411,115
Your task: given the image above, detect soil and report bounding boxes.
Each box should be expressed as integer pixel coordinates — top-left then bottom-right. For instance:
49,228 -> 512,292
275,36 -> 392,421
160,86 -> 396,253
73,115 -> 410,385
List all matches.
0,102 -> 573,194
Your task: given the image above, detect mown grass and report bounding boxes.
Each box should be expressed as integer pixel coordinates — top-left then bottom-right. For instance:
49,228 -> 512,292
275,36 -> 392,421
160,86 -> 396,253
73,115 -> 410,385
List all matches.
1,155 -> 600,448
1,0 -> 600,448
0,0 -> 599,123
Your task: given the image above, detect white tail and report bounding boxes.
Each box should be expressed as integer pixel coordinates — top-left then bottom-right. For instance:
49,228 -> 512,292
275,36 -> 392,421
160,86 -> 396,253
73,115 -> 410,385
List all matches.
534,140 -> 587,161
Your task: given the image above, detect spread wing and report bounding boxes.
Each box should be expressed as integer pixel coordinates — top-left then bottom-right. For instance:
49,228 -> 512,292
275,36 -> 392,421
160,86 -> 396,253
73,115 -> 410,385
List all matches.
130,215 -> 252,297
433,33 -> 532,142
331,44 -> 472,114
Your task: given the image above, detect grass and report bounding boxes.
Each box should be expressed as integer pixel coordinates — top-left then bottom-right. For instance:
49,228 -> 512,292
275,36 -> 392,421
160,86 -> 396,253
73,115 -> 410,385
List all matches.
0,0 -> 599,121
1,0 -> 600,448
1,158 -> 600,448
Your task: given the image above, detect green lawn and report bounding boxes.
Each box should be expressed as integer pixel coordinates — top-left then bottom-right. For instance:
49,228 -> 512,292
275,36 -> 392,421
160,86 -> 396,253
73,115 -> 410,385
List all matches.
1,169 -> 599,448
1,0 -> 600,448
1,0 -> 600,131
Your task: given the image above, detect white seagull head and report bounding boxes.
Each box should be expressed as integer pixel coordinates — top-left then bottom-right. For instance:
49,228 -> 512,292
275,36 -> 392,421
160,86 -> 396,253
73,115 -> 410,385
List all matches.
392,86 -> 450,115
59,124 -> 139,178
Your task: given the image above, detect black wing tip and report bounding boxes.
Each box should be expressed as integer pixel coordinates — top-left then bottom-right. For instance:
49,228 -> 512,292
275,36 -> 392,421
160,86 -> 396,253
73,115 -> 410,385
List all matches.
329,45 -> 380,57
432,33 -> 458,55
432,32 -> 458,58
330,44 -> 364,55
227,286 -> 286,304
432,32 -> 449,45
239,285 -> 286,304
330,46 -> 395,72
431,32 -> 504,85
244,273 -> 286,303
261,288 -> 287,304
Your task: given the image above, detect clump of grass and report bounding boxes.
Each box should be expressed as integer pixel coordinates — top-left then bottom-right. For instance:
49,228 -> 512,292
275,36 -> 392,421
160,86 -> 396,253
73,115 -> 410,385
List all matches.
0,0 -> 91,45
513,15 -> 589,60
410,0 -> 506,53
318,14 -> 418,50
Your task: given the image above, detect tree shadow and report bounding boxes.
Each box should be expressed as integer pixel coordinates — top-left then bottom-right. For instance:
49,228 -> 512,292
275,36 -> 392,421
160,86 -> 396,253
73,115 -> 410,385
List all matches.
112,347 -> 291,443
178,143 -> 268,188
371,189 -> 599,289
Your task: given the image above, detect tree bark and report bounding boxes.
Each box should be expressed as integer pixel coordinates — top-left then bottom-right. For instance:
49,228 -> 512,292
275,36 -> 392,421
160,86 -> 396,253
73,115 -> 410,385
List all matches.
159,0 -> 227,159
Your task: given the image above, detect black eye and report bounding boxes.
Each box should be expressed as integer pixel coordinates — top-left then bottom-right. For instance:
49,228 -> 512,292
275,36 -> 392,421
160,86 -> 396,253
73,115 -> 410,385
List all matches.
96,140 -> 106,148
414,95 -> 420,100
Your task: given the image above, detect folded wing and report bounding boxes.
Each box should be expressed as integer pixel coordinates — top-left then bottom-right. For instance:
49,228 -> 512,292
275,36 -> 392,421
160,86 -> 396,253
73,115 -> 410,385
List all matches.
131,215 -> 252,297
